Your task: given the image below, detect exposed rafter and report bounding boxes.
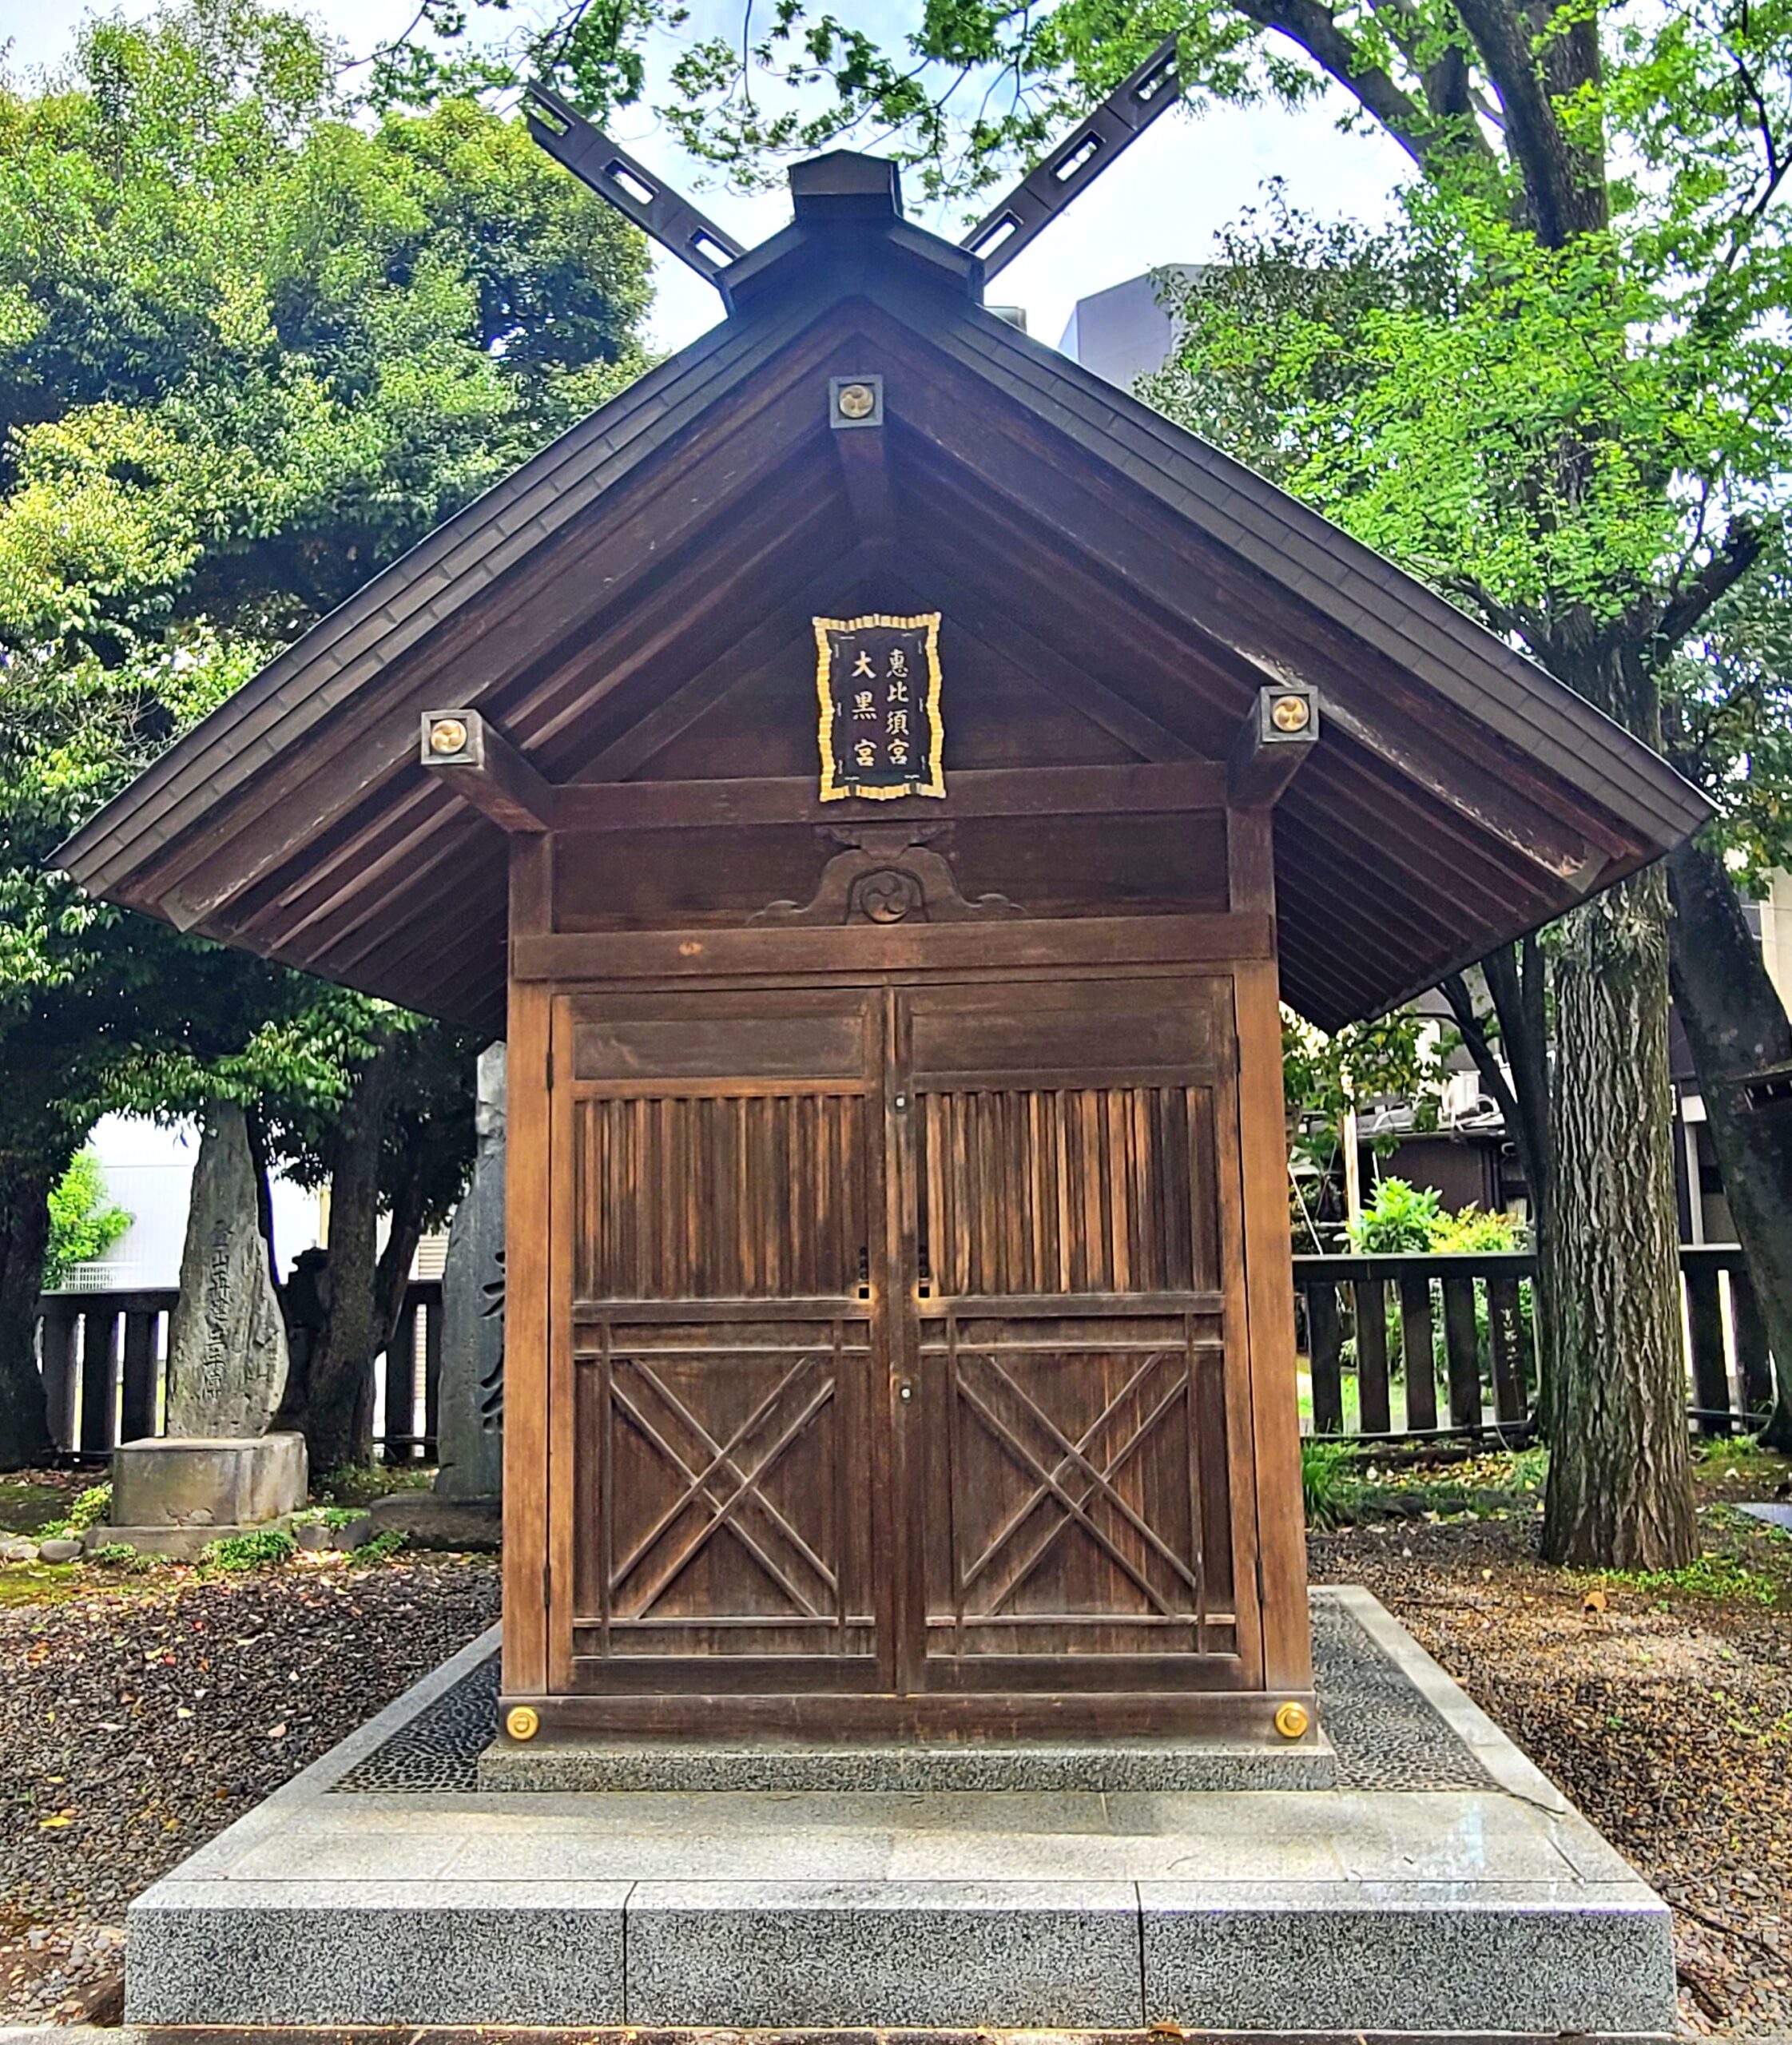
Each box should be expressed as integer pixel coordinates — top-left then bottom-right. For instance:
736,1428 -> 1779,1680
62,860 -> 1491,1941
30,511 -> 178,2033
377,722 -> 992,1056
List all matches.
959,37 -> 1182,281
524,85 -> 746,288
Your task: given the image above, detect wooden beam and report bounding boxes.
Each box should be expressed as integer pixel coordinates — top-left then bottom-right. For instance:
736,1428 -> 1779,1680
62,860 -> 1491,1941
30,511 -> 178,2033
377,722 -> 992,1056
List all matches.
421,710 -> 553,832
1228,685 -> 1319,808
829,375 -> 896,548
512,911 -> 1271,983
550,761 -> 1226,833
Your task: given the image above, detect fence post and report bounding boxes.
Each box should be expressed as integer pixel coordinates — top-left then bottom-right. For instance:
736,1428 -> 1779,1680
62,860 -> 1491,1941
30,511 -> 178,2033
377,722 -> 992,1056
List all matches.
1683,1259 -> 1731,1435
423,1292 -> 443,1460
1305,1281 -> 1344,1434
38,1303 -> 80,1451
77,1307 -> 121,1456
120,1309 -> 160,1443
1487,1276 -> 1528,1425
1440,1276 -> 1481,1431
383,1301 -> 419,1463
1399,1279 -> 1438,1430
1353,1279 -> 1391,1433
1729,1267 -> 1773,1419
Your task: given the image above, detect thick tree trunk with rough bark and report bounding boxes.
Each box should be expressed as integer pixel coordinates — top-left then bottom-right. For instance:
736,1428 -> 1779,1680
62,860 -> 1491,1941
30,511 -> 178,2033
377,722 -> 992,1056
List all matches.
1667,839 -> 1792,1449
1542,864 -> 1696,1567
296,1046 -> 396,1473
0,1166 -> 54,1472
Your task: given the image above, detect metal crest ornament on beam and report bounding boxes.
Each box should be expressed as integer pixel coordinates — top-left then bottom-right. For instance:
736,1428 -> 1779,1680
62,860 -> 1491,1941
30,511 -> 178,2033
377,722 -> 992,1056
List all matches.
1228,684 -> 1320,808
523,85 -> 746,288
960,36 -> 1183,280
421,709 -> 554,832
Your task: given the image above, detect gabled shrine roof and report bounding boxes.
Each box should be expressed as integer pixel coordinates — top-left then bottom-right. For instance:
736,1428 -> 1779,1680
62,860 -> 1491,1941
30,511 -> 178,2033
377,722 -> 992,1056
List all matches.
58,154 -> 1708,1034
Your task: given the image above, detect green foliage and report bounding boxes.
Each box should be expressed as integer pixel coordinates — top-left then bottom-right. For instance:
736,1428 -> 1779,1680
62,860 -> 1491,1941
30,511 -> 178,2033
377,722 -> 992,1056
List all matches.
42,1151 -> 132,1289
1347,1177 -> 1444,1254
89,1540 -> 153,1570
38,1479 -> 113,1539
1301,1438 -> 1357,1529
199,1525 -> 297,1569
0,0 -> 651,1400
351,1527 -> 408,1563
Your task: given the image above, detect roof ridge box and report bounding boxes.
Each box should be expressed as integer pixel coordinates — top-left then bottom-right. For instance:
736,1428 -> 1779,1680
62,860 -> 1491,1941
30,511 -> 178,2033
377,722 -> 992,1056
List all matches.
789,152 -> 904,223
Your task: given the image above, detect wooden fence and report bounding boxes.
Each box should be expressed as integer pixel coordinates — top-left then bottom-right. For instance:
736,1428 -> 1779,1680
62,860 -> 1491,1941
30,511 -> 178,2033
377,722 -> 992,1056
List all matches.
31,1279 -> 443,1463
28,1248 -> 1777,1459
1292,1244 -> 1774,1441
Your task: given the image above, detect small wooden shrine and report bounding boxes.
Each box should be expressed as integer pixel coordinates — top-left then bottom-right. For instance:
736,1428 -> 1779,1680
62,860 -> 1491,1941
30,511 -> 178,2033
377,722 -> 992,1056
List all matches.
62,136 -> 1703,1753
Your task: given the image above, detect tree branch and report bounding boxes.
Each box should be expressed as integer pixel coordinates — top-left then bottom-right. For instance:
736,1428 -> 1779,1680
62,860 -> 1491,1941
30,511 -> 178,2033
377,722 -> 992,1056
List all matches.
1441,970 -> 1525,1136
1653,516 -> 1771,662
1230,0 -> 1486,172
1451,0 -> 1604,244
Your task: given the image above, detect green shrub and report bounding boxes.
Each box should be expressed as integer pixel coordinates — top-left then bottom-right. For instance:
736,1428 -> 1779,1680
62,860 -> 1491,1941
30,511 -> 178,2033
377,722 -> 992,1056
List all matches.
38,1481 -> 113,1540
1302,1439 -> 1358,1530
1346,1177 -> 1442,1253
200,1527 -> 296,1570
89,1541 -> 151,1571
351,1527 -> 407,1563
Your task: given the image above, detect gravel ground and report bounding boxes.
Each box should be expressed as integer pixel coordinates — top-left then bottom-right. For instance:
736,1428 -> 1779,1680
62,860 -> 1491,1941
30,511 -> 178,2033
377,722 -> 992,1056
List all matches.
1310,1512 -> 1792,2039
0,1551 -> 499,2023
1,1504 -> 1785,2036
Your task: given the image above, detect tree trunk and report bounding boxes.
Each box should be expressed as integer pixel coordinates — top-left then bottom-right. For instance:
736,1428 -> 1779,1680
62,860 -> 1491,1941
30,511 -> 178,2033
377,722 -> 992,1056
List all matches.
0,1165 -> 54,1472
300,1046 -> 396,1474
1541,864 -> 1696,1567
1667,838 -> 1792,1450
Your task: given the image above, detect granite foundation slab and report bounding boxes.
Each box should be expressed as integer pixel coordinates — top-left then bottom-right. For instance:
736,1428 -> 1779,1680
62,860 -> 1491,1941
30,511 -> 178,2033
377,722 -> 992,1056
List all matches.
125,1590 -> 1677,2037
477,1732 -> 1337,1793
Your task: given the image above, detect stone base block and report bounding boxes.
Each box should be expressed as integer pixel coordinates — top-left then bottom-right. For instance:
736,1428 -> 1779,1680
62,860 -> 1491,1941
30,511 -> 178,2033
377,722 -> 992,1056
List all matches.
105,1433 -> 306,1557
476,1732 -> 1337,1793
368,1490 -> 501,1551
128,1883 -> 625,2027
626,1881 -> 1139,2027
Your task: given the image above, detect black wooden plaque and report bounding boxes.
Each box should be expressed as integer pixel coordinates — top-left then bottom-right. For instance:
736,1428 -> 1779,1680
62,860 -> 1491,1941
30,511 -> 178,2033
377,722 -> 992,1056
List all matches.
814,612 -> 944,800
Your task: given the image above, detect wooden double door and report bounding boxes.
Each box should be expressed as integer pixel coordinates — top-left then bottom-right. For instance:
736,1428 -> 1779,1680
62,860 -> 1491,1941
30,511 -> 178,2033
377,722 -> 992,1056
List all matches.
547,974 -> 1266,1732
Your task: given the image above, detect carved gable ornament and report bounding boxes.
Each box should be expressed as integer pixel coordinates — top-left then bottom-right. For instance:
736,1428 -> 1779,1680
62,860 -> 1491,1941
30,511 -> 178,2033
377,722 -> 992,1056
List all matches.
814,612 -> 944,800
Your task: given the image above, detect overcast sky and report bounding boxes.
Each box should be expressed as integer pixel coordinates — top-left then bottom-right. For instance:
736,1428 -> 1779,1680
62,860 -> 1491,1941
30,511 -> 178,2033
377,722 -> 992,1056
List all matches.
9,0 -> 1411,357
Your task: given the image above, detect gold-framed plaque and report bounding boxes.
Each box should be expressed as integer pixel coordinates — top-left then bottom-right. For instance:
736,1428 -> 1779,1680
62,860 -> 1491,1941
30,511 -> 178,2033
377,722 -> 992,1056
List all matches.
814,611 -> 944,801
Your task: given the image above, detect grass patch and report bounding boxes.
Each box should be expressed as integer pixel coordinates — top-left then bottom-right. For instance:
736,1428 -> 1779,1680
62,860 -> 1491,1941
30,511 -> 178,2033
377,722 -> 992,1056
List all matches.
199,1527 -> 297,1571
314,1463 -> 434,1507
1602,1548 -> 1782,1606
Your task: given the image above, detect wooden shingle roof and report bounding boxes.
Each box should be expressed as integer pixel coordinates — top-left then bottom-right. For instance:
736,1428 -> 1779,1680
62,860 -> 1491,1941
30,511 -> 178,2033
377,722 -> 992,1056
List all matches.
58,159 -> 1707,1034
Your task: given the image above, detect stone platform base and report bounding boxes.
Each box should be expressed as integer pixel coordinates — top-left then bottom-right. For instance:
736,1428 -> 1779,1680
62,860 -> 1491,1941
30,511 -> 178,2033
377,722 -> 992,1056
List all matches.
101,1434 -> 307,1559
476,1732 -> 1337,1793
367,1491 -> 502,1551
124,1589 -> 1676,2037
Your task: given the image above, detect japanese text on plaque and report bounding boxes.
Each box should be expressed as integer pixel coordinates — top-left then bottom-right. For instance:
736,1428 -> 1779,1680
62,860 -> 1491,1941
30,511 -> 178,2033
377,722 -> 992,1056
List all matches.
813,612 -> 944,800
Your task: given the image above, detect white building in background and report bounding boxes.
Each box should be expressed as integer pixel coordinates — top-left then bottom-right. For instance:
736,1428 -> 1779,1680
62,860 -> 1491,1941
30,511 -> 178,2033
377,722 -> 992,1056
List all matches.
1058,268 -> 1198,388
58,1115 -> 449,1295
55,1116 -> 325,1294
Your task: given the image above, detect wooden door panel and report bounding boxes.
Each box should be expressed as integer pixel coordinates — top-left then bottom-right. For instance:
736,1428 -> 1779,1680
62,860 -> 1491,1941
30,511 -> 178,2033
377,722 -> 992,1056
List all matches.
558,990 -> 887,1692
900,979 -> 1248,1689
573,1092 -> 868,1300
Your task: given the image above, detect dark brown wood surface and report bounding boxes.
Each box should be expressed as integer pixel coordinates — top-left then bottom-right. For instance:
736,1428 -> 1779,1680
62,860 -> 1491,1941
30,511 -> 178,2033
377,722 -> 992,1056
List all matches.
534,967 -> 1293,1729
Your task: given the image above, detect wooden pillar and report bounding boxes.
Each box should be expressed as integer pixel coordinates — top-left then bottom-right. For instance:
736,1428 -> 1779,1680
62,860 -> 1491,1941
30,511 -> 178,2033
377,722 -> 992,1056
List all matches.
1228,804 -> 1313,1697
503,832 -> 554,1700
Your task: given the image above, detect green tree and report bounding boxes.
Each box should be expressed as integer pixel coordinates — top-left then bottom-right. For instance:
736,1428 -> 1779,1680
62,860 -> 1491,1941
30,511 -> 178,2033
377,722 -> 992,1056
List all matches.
495,0 -> 1792,1567
0,0 -> 650,1468
42,1150 -> 133,1290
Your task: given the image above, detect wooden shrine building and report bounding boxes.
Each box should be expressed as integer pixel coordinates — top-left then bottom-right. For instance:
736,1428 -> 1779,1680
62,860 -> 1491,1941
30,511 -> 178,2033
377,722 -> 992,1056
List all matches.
61,146 -> 1705,1753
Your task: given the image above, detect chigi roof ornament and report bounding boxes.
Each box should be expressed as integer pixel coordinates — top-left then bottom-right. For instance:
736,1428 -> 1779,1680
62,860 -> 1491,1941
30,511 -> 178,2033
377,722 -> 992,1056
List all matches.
524,33 -> 1182,294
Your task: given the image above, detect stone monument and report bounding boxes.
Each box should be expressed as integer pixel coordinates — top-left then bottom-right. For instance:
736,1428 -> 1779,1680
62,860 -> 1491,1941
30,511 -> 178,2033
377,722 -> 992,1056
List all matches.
102,1102 -> 307,1557
434,1042 -> 506,1503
